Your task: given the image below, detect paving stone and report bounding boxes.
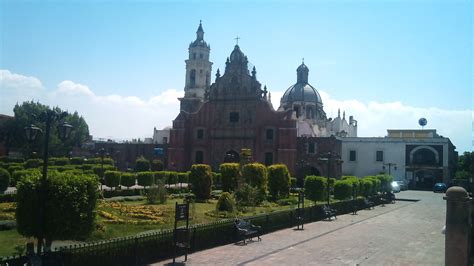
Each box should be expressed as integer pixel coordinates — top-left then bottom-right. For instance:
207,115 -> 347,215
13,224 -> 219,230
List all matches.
155,191 -> 445,265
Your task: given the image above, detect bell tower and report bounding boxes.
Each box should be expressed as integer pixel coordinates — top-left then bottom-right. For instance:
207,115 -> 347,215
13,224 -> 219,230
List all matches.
180,21 -> 213,113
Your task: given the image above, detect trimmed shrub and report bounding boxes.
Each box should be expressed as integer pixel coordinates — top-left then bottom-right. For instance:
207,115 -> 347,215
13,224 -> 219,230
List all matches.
70,157 -> 85,165
146,179 -> 167,204
121,173 -> 136,188
151,159 -> 164,171
177,172 -> 188,186
290,177 -> 297,188
137,172 -> 154,188
216,192 -> 235,212
50,157 -> 70,166
376,174 -> 393,193
334,180 -> 353,200
8,164 -> 24,176
189,164 -> 213,201
0,168 -> 10,193
86,157 -> 114,166
360,179 -> 373,197
267,164 -> 291,200
0,157 -> 24,163
93,164 -> 115,179
135,157 -> 150,172
219,163 -> 240,192
16,171 -> 99,248
104,171 -> 121,189
12,169 -> 40,187
212,172 -> 222,189
24,159 -> 43,169
153,171 -> 167,183
168,171 -> 178,185
304,175 -> 327,202
234,183 -> 258,207
241,163 -> 268,201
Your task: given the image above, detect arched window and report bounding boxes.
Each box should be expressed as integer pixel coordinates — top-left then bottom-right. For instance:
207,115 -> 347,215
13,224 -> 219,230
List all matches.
294,106 -> 300,118
190,69 -> 196,87
195,150 -> 203,164
306,107 -> 312,119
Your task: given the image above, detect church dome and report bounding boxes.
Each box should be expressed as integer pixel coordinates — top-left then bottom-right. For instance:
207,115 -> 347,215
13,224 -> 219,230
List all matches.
230,45 -> 245,62
281,62 -> 322,105
281,83 -> 322,104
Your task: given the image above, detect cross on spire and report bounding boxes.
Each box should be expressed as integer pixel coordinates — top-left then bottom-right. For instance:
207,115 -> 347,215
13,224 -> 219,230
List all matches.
302,58 -> 304,64
235,36 -> 240,45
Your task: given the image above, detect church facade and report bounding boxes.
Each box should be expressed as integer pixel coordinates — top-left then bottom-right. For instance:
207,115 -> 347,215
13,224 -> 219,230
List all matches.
168,23 -> 358,179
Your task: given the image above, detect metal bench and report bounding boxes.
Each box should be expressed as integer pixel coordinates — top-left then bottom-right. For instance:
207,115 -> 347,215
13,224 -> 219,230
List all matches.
322,204 -> 337,220
234,219 -> 262,245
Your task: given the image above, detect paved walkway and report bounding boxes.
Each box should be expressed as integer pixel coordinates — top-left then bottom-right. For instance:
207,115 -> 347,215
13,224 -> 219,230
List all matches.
156,191 -> 445,265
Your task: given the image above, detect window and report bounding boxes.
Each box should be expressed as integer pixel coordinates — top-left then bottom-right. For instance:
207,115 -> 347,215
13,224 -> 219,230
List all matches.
376,151 -> 384,162
266,129 -> 274,140
199,53 -> 203,59
306,108 -> 312,119
162,137 -> 168,143
308,143 -> 315,154
190,69 -> 196,87
294,106 -> 300,118
196,129 -> 204,140
193,53 -> 196,59
265,152 -> 273,166
349,150 -> 356,162
195,151 -> 203,164
229,112 -> 239,123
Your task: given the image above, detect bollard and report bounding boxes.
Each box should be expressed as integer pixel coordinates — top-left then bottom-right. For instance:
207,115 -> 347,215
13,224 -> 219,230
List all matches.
444,186 -> 471,266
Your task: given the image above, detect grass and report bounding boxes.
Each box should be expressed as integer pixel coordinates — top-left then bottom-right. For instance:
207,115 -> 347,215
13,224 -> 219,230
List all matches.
0,196 -> 304,257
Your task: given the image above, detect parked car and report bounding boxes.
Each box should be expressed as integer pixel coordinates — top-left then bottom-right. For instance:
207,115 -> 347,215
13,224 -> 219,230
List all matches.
396,181 -> 408,191
391,181 -> 401,193
433,183 -> 447,193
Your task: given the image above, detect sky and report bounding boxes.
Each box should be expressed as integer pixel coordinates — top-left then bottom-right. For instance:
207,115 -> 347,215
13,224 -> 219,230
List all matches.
0,0 -> 472,152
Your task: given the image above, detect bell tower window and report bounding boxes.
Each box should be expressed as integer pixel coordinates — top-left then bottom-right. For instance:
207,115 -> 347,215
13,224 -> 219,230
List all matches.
190,69 -> 196,87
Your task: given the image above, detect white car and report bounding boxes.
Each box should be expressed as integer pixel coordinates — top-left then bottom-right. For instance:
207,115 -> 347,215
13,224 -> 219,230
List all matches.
391,181 -> 401,193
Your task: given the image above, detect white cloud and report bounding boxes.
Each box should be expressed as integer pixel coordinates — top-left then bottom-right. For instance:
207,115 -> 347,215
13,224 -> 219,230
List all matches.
0,70 -> 44,112
271,89 -> 472,152
1,69 -> 472,152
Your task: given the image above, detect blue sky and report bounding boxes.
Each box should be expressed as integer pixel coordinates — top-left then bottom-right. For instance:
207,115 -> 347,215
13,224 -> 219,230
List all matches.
0,0 -> 472,152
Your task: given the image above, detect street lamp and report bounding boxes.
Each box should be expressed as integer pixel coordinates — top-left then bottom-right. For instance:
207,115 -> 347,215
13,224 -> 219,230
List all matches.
318,152 -> 343,206
24,110 -> 73,254
383,163 -> 397,176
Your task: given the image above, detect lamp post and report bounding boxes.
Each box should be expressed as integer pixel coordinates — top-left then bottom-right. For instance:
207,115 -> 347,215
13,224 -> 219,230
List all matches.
318,152 -> 343,206
96,148 -> 107,191
24,110 -> 73,254
383,163 -> 397,176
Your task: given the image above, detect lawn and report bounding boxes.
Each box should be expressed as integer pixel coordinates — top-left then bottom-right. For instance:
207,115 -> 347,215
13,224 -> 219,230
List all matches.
0,196 -> 308,257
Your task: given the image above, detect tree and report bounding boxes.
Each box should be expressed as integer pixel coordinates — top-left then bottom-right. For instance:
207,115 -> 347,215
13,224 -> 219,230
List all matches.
267,164 -> 291,200
304,176 -> 327,202
1,101 -> 90,157
220,163 -> 240,192
189,164 -> 213,201
0,168 -> 10,193
135,156 -> 150,172
457,152 -> 474,178
16,171 -> 98,251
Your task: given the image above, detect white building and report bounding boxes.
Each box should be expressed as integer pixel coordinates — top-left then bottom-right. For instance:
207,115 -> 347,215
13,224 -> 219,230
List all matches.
341,129 -> 457,189
153,126 -> 171,144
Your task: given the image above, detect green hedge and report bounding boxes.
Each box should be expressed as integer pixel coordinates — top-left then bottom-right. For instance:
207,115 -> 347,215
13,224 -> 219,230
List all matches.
0,168 -> 10,193
334,180 -> 352,200
104,171 -> 121,189
304,175 -> 327,202
8,164 -> 24,176
121,173 -> 136,188
219,163 -> 240,192
70,157 -> 85,165
135,157 -> 150,172
11,169 -> 40,187
241,163 -> 268,201
151,159 -> 164,171
24,159 -> 43,169
137,172 -> 154,187
267,164 -> 291,200
189,164 -> 213,200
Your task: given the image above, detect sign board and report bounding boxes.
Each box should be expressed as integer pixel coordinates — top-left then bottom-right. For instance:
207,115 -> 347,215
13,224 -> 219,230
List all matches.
175,203 -> 189,221
154,147 -> 164,156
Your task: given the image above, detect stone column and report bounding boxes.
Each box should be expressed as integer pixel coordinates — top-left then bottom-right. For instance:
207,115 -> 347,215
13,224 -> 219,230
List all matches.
444,186 -> 471,266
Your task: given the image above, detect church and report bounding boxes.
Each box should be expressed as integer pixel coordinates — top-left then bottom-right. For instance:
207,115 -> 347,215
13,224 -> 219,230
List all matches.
168,22 -> 357,180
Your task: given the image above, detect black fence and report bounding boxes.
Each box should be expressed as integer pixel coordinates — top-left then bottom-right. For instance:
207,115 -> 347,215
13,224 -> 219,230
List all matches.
1,197 -> 384,266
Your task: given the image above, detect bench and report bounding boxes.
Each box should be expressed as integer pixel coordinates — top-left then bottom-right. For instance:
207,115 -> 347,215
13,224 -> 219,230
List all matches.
364,198 -> 375,210
295,208 -> 304,230
322,204 -> 337,220
234,219 -> 262,245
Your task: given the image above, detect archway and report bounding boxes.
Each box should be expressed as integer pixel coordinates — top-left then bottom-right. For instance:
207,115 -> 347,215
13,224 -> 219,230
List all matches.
223,150 -> 240,163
